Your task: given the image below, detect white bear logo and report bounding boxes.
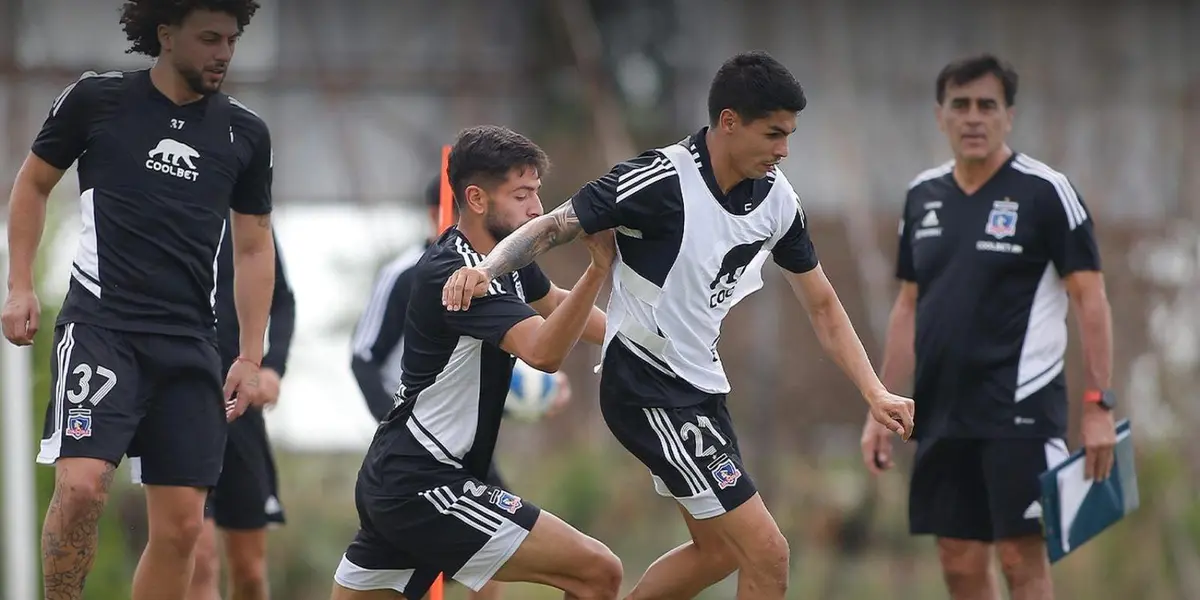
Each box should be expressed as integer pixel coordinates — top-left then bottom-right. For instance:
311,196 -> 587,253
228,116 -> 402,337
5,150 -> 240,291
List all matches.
148,139 -> 199,170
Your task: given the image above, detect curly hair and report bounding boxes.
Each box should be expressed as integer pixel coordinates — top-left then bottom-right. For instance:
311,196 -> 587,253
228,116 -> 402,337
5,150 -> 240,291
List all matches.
119,0 -> 261,57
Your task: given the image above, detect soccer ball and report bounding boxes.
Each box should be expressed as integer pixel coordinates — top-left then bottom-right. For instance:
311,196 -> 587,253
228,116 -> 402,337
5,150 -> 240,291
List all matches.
505,359 -> 560,422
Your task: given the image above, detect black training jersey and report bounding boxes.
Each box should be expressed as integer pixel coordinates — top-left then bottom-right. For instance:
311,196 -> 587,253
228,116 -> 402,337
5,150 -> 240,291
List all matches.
357,228 -> 551,493
897,152 -> 1101,440
31,69 -> 273,339
213,221 -> 295,374
569,127 -> 817,405
349,242 -> 428,422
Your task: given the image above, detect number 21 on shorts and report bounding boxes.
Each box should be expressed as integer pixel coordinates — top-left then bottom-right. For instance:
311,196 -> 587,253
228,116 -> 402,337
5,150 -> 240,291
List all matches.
679,416 -> 742,490
678,415 -> 728,459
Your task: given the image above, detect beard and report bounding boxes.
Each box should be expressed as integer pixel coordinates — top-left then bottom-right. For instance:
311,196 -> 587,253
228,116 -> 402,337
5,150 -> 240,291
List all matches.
176,62 -> 220,95
484,210 -> 515,242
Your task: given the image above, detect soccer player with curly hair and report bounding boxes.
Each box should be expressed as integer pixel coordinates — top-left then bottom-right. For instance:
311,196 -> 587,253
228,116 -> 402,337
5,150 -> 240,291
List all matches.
1,1 -> 274,598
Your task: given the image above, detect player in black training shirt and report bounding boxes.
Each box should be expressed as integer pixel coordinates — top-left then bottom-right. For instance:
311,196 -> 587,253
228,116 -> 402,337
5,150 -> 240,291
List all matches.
1,2 -> 275,599
331,126 -> 620,600
445,52 -> 915,600
860,55 -> 1116,600
349,175 -> 579,600
187,221 -> 294,600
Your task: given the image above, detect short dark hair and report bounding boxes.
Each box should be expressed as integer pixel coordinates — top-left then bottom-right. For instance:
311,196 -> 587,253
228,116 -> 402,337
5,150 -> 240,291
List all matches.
119,0 -> 261,58
446,126 -> 549,208
707,51 -> 807,126
424,175 -> 442,208
936,54 -> 1019,106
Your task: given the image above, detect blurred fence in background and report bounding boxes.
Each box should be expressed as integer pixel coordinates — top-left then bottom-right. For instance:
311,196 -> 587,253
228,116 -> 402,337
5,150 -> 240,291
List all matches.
1,0 -> 1197,597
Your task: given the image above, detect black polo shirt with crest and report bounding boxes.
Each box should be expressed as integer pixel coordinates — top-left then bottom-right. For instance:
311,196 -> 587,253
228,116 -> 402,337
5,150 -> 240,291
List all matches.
896,152 -> 1101,440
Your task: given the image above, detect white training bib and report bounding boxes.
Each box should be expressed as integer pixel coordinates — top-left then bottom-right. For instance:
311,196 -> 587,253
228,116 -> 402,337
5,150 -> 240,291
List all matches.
602,141 -> 802,393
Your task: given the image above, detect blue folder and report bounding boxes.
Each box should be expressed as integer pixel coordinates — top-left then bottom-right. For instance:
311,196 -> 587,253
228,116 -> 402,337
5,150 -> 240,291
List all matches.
1039,419 -> 1138,563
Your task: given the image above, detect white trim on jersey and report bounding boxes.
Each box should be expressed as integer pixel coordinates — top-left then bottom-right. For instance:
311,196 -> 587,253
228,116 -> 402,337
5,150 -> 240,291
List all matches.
405,416 -> 463,468
352,246 -> 425,360
209,220 -> 227,313
50,70 -> 123,117
71,189 -> 101,298
617,158 -> 677,203
618,155 -> 669,184
453,238 -> 503,296
37,323 -> 77,465
1015,263 -> 1069,402
908,160 -> 954,190
1011,155 -> 1088,230
228,96 -> 261,119
408,336 -> 485,463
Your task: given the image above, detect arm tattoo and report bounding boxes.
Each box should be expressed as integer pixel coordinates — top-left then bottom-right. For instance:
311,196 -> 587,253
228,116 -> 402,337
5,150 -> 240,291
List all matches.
256,214 -> 271,228
479,203 -> 583,278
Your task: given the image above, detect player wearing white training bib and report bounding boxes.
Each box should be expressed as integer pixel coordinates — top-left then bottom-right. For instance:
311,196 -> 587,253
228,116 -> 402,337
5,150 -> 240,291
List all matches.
443,51 -> 916,600
600,137 -> 805,395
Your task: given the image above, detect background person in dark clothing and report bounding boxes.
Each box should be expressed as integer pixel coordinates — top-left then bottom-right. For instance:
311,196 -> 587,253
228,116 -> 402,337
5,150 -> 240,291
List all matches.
188,223 -> 295,599
861,54 -> 1116,600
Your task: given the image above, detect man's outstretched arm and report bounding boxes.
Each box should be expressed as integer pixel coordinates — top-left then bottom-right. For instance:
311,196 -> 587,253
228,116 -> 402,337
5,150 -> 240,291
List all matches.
443,202 -> 584,311
783,266 -> 915,439
443,149 -> 677,311
486,202 -> 583,279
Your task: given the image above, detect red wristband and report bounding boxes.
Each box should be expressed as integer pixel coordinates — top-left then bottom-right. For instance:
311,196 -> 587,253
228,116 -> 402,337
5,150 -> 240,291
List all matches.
235,356 -> 261,369
1083,389 -> 1102,403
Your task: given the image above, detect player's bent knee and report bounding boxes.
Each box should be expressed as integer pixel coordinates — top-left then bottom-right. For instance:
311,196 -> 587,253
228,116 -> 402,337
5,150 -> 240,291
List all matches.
743,530 -> 789,592
575,542 -> 622,599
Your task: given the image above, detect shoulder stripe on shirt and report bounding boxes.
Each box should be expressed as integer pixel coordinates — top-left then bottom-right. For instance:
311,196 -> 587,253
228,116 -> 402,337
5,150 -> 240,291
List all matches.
618,156 -> 672,188
1011,154 -> 1087,229
352,248 -> 423,359
618,155 -> 665,182
228,96 -> 261,118
617,161 -> 677,203
453,237 -> 503,296
907,160 -> 954,190
51,70 -> 123,117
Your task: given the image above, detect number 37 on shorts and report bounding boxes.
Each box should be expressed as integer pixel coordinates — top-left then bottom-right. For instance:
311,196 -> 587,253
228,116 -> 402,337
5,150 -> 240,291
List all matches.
603,396 -> 757,520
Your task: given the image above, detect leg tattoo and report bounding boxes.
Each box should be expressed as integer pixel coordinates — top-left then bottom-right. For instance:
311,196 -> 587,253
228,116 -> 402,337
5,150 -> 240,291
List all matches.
42,463 -> 116,600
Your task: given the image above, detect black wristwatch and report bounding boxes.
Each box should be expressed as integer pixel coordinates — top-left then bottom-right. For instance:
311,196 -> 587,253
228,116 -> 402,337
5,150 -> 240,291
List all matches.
1084,389 -> 1116,411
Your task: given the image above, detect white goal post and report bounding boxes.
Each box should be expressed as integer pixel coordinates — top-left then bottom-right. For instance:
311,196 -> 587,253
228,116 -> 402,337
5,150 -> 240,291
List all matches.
1,226 -> 38,600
